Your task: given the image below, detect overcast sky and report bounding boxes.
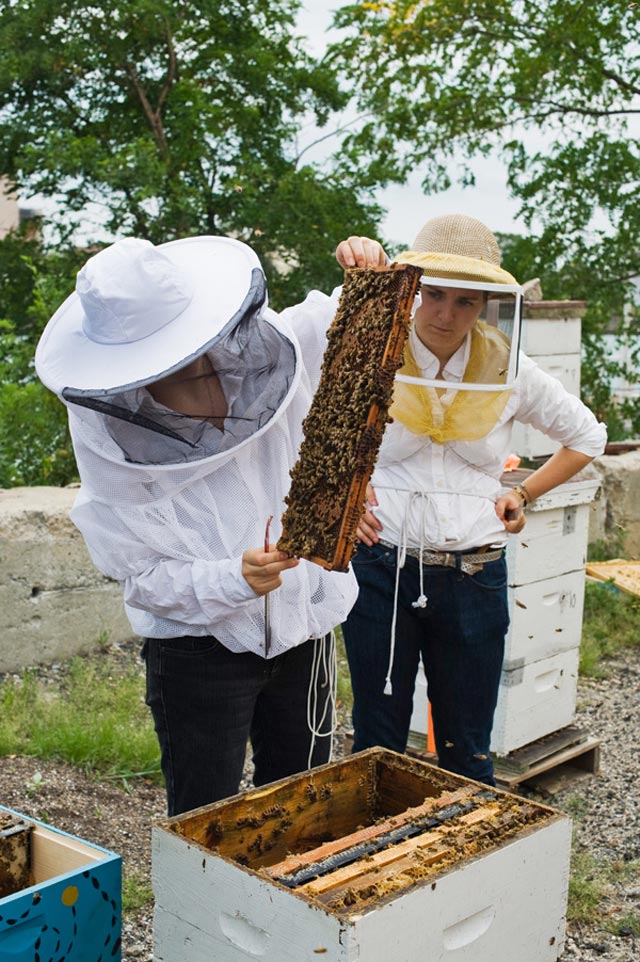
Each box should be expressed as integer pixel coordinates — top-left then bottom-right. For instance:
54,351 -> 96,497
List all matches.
20,2 -> 525,247
297,1 -> 525,245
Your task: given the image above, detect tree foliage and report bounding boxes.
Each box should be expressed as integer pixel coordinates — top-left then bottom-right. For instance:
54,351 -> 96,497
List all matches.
0,0 -> 386,486
0,232 -> 82,485
497,231 -> 639,438
0,0 -> 382,306
330,1 -> 639,263
329,0 -> 640,435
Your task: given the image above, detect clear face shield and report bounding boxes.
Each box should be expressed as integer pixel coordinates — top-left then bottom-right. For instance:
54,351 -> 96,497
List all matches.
396,276 -> 524,392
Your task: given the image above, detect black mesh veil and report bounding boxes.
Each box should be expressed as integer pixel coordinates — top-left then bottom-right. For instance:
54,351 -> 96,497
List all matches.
62,269 -> 297,465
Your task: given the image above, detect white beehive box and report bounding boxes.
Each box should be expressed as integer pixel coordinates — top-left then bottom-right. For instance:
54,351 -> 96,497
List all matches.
409,616 -> 583,756
505,478 -> 600,585
511,300 -> 584,460
491,648 -> 580,756
504,568 -> 586,667
494,477 -> 598,753
152,749 -> 571,962
519,310 -> 582,357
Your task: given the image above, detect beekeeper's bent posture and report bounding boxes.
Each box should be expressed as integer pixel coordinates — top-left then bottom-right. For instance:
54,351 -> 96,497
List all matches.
36,235 -> 374,816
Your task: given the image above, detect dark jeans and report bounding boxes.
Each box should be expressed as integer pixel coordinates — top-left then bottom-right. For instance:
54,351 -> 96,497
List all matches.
142,634 -> 333,816
342,542 -> 509,785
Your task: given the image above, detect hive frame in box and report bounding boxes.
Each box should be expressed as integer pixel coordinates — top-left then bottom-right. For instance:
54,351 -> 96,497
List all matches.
277,263 -> 422,572
152,748 -> 572,962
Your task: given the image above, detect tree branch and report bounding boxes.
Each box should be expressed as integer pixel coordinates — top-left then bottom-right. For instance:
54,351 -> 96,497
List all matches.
294,111 -> 374,166
125,63 -> 169,156
598,66 -> 640,98
124,25 -> 177,159
156,26 -> 177,115
514,95 -> 640,120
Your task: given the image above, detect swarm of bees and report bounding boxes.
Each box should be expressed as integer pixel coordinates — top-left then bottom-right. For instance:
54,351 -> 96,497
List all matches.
277,263 -> 422,571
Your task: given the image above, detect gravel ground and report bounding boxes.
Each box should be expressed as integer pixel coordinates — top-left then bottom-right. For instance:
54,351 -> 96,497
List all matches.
1,639 -> 638,961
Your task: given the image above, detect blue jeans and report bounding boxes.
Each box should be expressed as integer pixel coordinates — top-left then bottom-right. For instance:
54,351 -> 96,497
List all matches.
142,635 -> 333,815
342,542 -> 509,785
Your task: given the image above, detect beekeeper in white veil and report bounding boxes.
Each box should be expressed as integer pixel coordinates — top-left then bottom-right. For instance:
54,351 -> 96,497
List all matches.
36,233 -> 384,816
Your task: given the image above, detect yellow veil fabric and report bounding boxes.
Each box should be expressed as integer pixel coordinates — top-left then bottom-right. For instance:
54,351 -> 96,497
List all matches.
389,320 -> 512,443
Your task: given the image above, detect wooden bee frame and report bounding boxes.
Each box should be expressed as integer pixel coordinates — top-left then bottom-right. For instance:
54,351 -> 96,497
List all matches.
278,263 -> 422,571
0,812 -> 32,898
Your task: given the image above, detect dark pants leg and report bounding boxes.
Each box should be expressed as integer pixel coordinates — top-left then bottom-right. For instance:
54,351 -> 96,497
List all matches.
342,545 -> 423,753
142,634 -> 334,816
342,542 -> 509,785
250,636 -> 334,788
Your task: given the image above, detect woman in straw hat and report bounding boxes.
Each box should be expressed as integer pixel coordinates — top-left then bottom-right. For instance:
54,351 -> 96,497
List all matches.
35,233 -> 385,815
336,214 -> 606,786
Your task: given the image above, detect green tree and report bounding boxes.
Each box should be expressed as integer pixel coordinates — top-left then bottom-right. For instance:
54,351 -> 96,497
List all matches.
0,0 -> 385,486
0,232 -> 81,485
0,0 -> 382,307
328,0 -> 640,434
497,230 -> 639,438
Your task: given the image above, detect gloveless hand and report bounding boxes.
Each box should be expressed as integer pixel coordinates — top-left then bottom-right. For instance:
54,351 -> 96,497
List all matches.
242,546 -> 299,596
335,236 -> 388,270
495,492 -> 527,533
356,482 -> 383,546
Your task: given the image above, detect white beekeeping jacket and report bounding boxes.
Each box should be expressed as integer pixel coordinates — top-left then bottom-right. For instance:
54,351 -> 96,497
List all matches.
65,289 -> 358,658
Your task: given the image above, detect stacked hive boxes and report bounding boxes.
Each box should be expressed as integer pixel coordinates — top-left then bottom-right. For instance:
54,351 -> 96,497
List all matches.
510,299 -> 585,460
493,298 -> 597,753
491,475 -> 600,755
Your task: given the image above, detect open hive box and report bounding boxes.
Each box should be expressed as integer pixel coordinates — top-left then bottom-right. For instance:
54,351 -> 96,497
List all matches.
0,806 -> 121,961
277,263 -> 422,571
152,748 -> 571,962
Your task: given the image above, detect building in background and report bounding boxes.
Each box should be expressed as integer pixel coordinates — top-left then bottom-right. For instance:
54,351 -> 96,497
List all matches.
0,176 -> 41,239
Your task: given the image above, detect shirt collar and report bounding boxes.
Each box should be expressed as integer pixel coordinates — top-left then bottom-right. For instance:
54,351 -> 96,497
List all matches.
409,326 -> 471,382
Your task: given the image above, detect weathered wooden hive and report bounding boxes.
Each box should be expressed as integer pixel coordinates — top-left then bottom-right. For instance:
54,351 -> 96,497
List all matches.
278,263 -> 422,571
152,748 -> 571,962
0,806 -> 121,961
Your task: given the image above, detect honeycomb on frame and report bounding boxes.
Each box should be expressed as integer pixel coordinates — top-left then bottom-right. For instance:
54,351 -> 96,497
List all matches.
277,263 -> 422,571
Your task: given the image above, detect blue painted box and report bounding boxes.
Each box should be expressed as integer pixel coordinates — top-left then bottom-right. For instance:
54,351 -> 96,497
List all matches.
0,806 -> 121,962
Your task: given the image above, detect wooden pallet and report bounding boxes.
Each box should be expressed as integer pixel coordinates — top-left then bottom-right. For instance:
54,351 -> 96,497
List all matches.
344,726 -> 601,795
492,726 -> 601,794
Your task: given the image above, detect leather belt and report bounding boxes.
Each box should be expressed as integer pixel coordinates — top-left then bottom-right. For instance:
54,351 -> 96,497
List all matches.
377,539 -> 504,575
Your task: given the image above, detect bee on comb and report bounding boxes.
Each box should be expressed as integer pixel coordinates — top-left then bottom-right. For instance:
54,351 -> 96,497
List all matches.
277,263 -> 422,571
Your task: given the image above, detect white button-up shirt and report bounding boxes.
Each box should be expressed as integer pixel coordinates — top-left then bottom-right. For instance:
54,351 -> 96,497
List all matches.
371,326 -> 607,552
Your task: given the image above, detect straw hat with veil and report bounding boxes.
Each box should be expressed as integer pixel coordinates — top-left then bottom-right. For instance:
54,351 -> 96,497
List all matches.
390,213 -> 523,444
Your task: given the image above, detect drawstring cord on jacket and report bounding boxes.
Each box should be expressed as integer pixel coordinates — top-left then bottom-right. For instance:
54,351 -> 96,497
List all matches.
383,490 -> 431,695
376,484 -> 499,697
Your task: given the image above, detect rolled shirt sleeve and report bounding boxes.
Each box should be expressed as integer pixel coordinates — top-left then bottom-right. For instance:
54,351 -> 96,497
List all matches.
513,354 -> 607,457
